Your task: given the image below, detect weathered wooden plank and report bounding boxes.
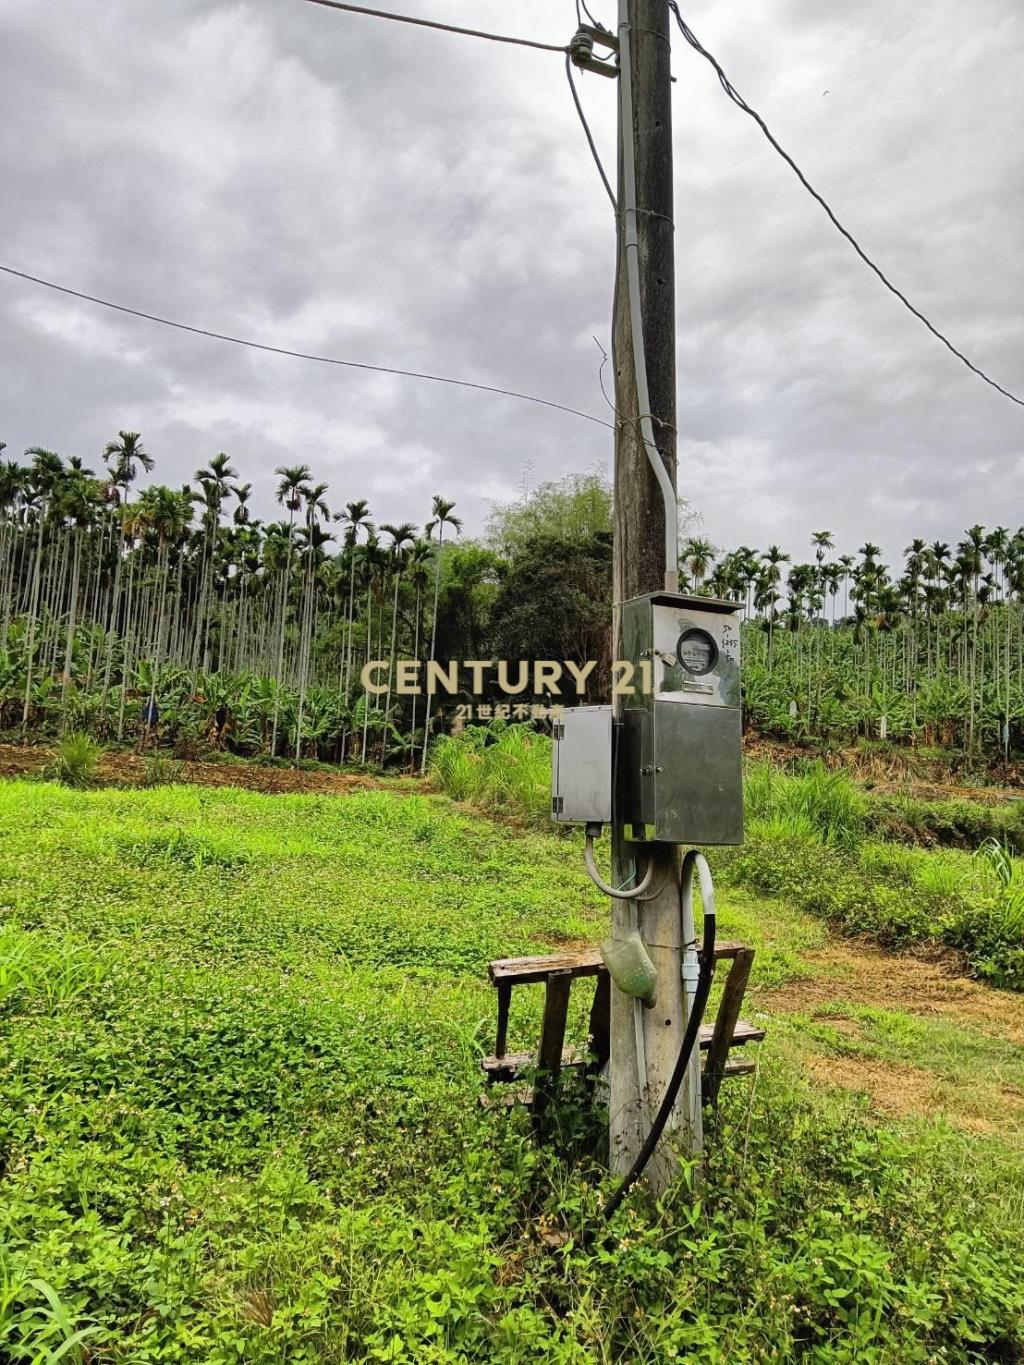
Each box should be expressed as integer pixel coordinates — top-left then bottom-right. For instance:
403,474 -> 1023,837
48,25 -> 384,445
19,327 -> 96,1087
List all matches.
703,947 -> 756,1111
532,969 -> 573,1135
482,1019 -> 764,1081
494,981 -> 512,1060
488,940 -> 746,986
586,970 -> 611,1077
489,951 -> 603,985
483,1045 -> 585,1079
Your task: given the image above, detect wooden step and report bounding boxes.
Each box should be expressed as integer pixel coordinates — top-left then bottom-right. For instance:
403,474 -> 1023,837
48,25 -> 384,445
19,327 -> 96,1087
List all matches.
488,940 -> 747,987
707,1019 -> 764,1048
482,1020 -> 764,1082
481,1057 -> 758,1110
482,1044 -> 585,1080
717,1057 -> 756,1077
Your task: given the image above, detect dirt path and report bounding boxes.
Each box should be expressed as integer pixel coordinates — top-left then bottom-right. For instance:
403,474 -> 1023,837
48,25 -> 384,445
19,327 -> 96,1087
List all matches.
752,940 -> 1024,1044
752,940 -> 1024,1135
0,742 -> 416,796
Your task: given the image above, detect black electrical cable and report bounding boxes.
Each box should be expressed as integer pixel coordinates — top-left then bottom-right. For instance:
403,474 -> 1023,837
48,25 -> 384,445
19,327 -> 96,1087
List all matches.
300,0 -> 567,53
667,0 -> 1024,411
565,54 -> 617,213
0,263 -> 613,430
596,850 -> 717,1229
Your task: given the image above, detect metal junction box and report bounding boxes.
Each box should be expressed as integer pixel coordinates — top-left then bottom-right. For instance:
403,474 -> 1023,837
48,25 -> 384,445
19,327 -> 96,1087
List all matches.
619,592 -> 743,845
552,705 -> 612,824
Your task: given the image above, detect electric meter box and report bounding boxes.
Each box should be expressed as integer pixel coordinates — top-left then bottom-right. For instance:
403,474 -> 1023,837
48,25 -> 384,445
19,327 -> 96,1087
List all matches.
551,705 -> 612,824
619,592 -> 744,845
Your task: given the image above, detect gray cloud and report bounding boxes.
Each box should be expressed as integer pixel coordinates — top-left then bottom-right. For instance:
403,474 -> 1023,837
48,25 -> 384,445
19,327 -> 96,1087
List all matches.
1,0 -> 1022,569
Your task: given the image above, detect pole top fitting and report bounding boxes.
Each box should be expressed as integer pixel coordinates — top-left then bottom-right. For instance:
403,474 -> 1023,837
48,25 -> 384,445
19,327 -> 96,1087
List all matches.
569,26 -> 619,77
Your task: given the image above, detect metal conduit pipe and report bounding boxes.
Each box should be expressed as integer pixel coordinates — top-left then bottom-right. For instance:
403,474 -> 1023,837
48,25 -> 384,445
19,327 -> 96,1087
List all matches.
583,827 -> 655,901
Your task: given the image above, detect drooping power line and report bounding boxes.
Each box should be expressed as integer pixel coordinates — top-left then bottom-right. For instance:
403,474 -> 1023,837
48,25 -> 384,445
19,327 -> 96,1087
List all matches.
0,263 -> 613,430
570,54 -> 617,212
300,0 -> 567,53
667,0 -> 1024,410
565,55 -> 617,212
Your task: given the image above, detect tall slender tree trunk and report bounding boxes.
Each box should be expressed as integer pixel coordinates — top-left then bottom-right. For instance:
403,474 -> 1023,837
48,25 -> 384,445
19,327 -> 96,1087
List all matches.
419,528 -> 445,773
21,505 -> 47,730
59,527 -> 84,724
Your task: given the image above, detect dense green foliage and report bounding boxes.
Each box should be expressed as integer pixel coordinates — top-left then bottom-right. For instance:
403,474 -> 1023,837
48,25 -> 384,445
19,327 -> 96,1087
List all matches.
721,767 -> 1024,988
0,445 -> 615,763
3,440 -> 1023,760
0,780 -> 1022,1361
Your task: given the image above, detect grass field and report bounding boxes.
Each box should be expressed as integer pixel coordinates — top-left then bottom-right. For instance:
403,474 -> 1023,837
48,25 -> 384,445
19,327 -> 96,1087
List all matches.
1,778 -> 1023,1361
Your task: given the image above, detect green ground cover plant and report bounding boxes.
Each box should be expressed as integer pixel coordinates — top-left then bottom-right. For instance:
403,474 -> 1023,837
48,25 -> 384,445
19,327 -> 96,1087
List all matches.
0,779 -> 1023,1360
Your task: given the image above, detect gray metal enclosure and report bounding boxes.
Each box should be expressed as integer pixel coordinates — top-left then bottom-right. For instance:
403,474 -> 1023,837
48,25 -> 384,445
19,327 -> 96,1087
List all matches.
551,705 -> 613,824
619,592 -> 744,845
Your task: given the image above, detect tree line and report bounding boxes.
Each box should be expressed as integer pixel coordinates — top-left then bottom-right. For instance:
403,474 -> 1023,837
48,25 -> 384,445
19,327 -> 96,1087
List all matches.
1,434 -> 1021,761
682,529 -> 1024,756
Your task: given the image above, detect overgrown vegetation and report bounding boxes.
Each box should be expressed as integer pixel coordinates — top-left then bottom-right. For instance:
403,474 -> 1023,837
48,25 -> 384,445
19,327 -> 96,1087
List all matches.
429,722 -> 552,823
725,781 -> 1024,989
0,779 -> 1022,1361
429,728 -> 1024,988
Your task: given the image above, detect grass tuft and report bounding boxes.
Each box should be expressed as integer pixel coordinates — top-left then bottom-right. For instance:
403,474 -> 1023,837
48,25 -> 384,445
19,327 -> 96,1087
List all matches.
745,759 -> 867,848
429,721 -> 551,823
43,731 -> 101,789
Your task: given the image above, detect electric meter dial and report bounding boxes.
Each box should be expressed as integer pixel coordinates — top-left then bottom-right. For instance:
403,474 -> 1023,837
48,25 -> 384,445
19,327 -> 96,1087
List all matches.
675,627 -> 718,677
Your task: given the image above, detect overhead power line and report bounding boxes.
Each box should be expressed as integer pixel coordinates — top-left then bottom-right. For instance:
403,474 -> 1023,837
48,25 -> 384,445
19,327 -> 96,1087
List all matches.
667,0 -> 1024,410
0,263 -> 613,430
565,55 -> 617,212
300,0 -> 567,53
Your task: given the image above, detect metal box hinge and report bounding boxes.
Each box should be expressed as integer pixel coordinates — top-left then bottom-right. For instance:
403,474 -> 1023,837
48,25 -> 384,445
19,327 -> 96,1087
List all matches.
552,795 -> 564,814
552,722 -> 565,741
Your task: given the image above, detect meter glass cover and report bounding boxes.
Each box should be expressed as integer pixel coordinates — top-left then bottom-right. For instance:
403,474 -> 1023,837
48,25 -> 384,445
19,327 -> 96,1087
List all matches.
676,627 -> 718,677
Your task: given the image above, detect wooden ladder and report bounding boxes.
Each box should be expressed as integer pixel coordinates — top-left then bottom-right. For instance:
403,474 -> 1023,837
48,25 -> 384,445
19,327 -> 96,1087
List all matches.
482,941 -> 762,1125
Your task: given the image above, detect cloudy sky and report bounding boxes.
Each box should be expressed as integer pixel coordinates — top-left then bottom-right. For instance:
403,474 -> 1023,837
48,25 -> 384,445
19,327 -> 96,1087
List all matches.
2,0 -> 1022,567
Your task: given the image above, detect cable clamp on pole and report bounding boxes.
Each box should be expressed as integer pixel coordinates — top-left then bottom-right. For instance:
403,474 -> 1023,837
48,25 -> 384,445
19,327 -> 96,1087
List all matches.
569,26 -> 619,76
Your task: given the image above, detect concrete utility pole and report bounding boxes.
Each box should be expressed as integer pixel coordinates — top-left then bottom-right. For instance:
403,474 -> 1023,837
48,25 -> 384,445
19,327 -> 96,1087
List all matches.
609,0 -> 695,1192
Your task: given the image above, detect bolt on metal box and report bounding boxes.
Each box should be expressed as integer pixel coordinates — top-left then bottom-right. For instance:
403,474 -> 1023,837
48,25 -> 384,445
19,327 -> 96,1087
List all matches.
551,705 -> 613,824
619,592 -> 744,845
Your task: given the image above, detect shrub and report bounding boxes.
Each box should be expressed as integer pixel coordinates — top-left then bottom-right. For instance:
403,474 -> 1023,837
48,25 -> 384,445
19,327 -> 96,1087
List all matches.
943,840 -> 1024,990
726,823 -> 1024,985
43,732 -> 100,789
